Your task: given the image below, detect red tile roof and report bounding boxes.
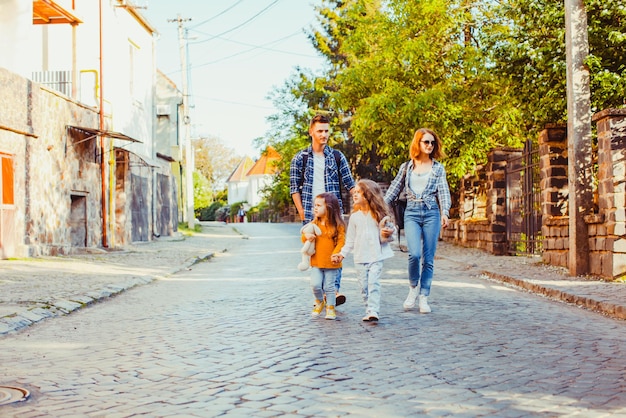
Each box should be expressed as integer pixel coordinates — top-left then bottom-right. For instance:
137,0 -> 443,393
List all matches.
246,146 -> 281,176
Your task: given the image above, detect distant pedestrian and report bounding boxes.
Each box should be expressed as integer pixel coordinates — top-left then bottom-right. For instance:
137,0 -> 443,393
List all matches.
305,192 -> 346,320
384,128 -> 451,314
333,179 -> 395,322
237,205 -> 246,223
290,114 -> 355,306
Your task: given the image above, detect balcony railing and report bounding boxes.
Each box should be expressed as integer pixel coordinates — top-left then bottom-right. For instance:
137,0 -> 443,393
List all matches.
31,70 -> 72,97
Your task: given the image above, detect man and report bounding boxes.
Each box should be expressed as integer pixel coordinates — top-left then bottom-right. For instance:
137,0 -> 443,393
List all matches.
290,114 -> 355,305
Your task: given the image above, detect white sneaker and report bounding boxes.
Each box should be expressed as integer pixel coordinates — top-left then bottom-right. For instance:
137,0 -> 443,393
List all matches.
403,286 -> 419,309
418,295 -> 431,313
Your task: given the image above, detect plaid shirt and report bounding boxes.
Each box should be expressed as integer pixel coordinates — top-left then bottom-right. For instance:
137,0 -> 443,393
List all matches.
384,159 -> 452,217
290,146 -> 355,223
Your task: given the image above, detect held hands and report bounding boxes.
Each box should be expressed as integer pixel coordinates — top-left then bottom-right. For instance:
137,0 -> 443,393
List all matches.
331,254 -> 344,264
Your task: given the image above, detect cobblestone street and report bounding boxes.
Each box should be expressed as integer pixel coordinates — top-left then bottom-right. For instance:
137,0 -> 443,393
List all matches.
1,222 -> 625,417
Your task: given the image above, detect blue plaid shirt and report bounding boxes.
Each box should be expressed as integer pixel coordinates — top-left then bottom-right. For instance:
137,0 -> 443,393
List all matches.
290,146 -> 355,223
384,159 -> 452,217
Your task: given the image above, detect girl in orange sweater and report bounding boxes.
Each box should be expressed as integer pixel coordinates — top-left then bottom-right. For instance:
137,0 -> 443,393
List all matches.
303,192 -> 346,320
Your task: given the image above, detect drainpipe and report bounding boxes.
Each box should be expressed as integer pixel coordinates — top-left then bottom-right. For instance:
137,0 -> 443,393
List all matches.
151,31 -> 159,238
99,0 -> 108,248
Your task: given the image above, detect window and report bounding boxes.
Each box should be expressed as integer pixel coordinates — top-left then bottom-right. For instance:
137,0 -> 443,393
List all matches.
129,40 -> 141,102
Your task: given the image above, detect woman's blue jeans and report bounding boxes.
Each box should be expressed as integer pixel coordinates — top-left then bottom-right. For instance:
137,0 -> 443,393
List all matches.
404,201 -> 441,296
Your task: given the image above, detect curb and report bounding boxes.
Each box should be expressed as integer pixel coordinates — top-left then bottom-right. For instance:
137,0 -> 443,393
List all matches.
481,271 -> 626,321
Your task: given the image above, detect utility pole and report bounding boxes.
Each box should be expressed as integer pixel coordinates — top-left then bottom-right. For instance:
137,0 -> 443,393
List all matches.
564,0 -> 592,276
169,15 -> 194,230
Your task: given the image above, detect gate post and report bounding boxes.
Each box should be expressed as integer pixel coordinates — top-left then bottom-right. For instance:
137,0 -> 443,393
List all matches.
539,125 -> 569,268
593,108 -> 626,280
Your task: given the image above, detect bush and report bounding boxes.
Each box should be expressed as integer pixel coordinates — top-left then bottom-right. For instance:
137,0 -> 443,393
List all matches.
196,201 -> 226,221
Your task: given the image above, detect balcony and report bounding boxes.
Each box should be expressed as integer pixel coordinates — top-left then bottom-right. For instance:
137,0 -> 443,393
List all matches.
31,70 -> 72,97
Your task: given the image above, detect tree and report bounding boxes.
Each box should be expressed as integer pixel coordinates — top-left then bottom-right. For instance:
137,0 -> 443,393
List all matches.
486,0 -> 626,130
193,136 -> 241,193
312,0 -> 526,182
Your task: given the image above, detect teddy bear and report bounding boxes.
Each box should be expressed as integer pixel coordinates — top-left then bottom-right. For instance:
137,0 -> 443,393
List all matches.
298,222 -> 322,271
378,215 -> 396,243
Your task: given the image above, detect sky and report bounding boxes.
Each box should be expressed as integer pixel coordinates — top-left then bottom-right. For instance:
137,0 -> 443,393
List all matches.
142,0 -> 326,159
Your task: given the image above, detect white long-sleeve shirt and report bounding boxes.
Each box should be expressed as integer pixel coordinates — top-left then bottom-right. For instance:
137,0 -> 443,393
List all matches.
340,211 -> 394,264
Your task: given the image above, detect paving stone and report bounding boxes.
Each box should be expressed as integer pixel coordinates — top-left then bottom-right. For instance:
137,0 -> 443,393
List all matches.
0,223 -> 624,417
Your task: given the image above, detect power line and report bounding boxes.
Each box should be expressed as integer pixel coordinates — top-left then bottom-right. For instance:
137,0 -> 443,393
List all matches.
189,30 -> 316,69
193,95 -> 275,110
189,0 -> 245,30
189,0 -> 281,46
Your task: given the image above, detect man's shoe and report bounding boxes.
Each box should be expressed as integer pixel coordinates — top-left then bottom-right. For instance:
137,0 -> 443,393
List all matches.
336,293 -> 346,306
403,286 -> 419,309
312,300 -> 325,317
418,295 -> 431,313
325,306 -> 336,320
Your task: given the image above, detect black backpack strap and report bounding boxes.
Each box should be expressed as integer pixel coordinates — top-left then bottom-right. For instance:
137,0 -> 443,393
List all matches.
298,151 -> 309,191
333,149 -> 343,192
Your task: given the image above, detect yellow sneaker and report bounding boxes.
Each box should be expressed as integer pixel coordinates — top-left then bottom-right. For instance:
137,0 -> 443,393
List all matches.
311,300 -> 325,317
325,306 -> 336,320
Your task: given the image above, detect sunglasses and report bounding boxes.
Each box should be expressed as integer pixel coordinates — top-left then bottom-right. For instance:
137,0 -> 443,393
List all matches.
421,140 -> 435,146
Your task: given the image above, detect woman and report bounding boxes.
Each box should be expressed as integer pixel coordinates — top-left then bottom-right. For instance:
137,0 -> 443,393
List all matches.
384,128 -> 451,313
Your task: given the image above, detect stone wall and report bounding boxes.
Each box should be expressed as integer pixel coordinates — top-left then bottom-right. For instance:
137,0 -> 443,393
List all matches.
0,67 -> 104,256
591,109 -> 626,279
442,111 -> 626,280
441,148 -> 521,255
539,125 -> 570,268
0,67 -> 180,257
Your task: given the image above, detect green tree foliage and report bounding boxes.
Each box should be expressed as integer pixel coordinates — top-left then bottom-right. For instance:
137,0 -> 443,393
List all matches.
261,0 -> 625,209
486,0 -> 626,130
193,171 -> 212,211
310,0 -> 528,182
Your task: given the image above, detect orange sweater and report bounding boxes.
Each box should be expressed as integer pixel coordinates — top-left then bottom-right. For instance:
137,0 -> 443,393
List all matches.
302,222 -> 345,269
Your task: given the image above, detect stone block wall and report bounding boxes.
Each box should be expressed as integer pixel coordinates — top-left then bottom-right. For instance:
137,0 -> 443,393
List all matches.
591,108 -> 626,279
539,125 -> 570,268
0,70 -> 105,256
441,148 -> 520,255
443,113 -> 626,280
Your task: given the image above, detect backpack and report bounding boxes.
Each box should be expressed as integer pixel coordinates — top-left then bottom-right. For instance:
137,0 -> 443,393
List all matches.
298,149 -> 346,213
298,149 -> 343,192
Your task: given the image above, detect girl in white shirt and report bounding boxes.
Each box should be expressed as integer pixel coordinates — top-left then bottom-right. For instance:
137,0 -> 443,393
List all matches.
332,179 -> 396,322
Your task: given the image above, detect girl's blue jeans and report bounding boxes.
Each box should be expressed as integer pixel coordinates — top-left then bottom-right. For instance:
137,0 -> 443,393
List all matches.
404,201 -> 441,296
355,261 -> 383,315
310,267 -> 338,306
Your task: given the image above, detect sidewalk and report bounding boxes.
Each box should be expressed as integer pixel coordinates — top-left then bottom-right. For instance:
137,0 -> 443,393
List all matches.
0,222 -> 245,336
1,223 -> 623,337
431,240 -> 626,321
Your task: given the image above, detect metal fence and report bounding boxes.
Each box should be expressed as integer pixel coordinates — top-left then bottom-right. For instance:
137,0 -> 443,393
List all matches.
505,139 -> 542,255
31,70 -> 72,97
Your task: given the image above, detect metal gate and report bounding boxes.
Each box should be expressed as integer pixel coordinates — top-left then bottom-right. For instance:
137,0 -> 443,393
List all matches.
505,139 -> 542,255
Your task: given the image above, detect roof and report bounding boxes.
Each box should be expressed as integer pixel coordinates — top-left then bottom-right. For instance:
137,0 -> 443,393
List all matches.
246,146 -> 281,176
33,0 -> 82,25
226,156 -> 255,183
66,125 -> 142,143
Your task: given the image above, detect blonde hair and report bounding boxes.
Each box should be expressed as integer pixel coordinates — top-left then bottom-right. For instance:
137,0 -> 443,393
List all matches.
409,128 -> 445,160
352,179 -> 393,223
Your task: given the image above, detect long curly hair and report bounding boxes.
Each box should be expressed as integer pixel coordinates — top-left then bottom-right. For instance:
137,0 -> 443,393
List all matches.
352,179 -> 393,223
313,192 -> 346,244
